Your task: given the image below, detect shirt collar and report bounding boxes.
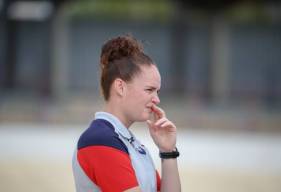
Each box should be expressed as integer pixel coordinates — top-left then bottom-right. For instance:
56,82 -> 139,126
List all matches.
95,112 -> 132,139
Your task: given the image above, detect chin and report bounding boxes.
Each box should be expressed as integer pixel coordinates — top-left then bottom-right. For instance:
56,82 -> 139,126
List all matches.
134,113 -> 148,122
141,113 -> 150,121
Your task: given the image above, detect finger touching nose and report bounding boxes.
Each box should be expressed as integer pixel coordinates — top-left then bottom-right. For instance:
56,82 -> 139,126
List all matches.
152,95 -> 160,105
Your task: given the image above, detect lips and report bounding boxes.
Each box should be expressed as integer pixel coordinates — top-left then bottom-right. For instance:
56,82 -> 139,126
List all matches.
146,106 -> 153,113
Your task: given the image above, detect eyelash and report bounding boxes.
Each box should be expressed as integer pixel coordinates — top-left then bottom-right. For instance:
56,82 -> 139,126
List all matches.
146,89 -> 160,94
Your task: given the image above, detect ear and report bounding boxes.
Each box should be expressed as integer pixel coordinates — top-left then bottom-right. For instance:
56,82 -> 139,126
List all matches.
113,78 -> 126,97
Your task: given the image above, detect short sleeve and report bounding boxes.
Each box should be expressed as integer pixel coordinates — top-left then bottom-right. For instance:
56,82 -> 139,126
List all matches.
77,145 -> 139,192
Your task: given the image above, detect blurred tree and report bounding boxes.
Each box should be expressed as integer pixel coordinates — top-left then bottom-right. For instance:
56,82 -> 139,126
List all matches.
67,0 -> 174,22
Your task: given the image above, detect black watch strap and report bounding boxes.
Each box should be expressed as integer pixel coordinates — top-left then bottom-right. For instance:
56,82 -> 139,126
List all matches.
159,147 -> 180,159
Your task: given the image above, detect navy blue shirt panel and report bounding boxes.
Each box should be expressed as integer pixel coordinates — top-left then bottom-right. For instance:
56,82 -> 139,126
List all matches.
77,119 -> 129,154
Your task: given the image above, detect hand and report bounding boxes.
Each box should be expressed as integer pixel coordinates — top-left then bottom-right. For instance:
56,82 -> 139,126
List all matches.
146,105 -> 177,152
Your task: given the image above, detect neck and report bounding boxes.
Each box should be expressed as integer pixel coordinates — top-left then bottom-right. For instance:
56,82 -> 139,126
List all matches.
103,101 -> 133,128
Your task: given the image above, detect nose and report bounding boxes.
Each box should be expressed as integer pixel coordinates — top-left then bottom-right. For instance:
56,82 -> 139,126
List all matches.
152,94 -> 160,105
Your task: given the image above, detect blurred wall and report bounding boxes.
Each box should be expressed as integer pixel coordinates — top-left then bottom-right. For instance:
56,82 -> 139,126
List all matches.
1,1 -> 281,107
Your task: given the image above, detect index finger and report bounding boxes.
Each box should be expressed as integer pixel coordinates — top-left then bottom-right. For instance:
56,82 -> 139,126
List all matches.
151,105 -> 165,119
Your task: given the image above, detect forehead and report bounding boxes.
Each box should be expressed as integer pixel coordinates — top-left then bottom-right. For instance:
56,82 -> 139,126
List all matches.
132,65 -> 161,88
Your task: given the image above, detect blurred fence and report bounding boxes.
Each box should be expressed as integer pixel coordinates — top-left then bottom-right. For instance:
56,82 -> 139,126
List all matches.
1,1 -> 281,106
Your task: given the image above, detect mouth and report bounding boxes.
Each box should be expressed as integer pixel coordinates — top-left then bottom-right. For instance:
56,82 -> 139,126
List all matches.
146,106 -> 153,113
147,107 -> 152,112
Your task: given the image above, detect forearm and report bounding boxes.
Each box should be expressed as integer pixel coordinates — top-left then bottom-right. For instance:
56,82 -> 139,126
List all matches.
160,158 -> 181,192
147,104 -> 181,191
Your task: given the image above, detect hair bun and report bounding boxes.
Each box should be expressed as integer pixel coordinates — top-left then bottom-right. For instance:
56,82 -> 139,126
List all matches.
100,34 -> 144,67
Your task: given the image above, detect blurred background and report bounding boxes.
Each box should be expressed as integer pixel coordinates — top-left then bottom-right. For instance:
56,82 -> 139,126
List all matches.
0,0 -> 281,191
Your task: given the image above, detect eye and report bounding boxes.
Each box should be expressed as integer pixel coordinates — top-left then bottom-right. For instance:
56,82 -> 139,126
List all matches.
145,88 -> 153,93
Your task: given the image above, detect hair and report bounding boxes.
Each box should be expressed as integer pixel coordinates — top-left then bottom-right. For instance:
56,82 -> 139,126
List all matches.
100,34 -> 155,101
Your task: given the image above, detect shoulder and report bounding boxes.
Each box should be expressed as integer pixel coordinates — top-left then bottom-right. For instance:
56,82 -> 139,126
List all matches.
77,119 -> 128,154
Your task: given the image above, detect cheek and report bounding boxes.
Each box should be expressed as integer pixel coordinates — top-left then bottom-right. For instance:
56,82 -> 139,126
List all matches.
127,90 -> 151,108
126,92 -> 144,107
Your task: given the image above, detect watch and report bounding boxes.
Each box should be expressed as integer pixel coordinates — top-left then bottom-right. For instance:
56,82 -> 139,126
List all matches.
159,147 -> 180,159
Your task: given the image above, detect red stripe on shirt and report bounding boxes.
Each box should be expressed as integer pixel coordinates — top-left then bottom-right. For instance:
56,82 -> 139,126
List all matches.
78,145 -> 138,192
156,170 -> 161,191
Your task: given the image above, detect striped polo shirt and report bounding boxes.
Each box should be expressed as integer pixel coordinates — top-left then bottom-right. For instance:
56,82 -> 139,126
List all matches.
72,112 -> 161,192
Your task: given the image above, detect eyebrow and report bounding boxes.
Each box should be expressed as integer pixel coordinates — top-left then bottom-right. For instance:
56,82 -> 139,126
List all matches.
145,86 -> 160,92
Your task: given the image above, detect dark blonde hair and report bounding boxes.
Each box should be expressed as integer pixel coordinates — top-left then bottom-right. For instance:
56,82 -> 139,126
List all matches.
100,34 -> 154,100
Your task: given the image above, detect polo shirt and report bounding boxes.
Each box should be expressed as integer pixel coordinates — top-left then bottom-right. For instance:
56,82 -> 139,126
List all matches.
72,112 -> 161,192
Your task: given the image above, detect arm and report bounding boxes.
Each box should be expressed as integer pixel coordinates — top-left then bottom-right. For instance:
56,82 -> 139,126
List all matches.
147,105 -> 181,192
160,157 -> 181,192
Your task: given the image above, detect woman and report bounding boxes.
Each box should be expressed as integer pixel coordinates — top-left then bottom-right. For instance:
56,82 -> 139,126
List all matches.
72,35 -> 181,192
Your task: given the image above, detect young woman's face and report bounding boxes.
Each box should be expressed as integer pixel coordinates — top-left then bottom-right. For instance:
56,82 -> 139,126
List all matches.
124,65 -> 161,122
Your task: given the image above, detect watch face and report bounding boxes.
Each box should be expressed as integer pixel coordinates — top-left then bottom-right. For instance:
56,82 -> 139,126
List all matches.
160,149 -> 180,159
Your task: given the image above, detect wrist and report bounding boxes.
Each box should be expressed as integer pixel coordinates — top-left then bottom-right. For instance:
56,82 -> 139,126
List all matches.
159,146 -> 176,153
